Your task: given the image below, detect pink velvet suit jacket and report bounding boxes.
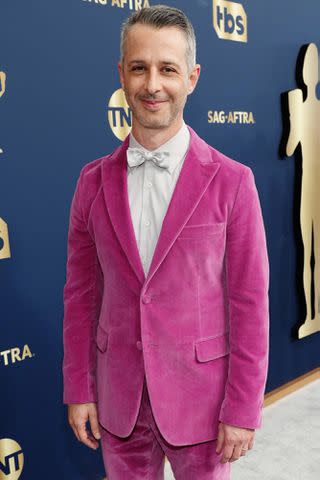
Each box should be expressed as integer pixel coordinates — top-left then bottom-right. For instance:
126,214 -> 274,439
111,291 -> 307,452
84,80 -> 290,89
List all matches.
62,126 -> 270,446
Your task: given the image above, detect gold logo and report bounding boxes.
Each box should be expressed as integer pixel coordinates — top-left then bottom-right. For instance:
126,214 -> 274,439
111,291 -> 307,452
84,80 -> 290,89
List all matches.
82,0 -> 150,10
285,43 -> 320,338
107,88 -> 132,141
0,345 -> 34,367
208,110 -> 254,124
0,218 -> 11,260
213,0 -> 247,43
0,71 -> 6,155
0,439 -> 24,480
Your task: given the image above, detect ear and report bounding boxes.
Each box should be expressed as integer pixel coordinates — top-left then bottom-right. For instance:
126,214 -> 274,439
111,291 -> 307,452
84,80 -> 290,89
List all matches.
187,64 -> 201,95
118,61 -> 124,89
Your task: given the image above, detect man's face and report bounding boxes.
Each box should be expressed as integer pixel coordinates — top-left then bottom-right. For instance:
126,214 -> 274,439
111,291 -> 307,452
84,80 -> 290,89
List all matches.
118,24 -> 200,132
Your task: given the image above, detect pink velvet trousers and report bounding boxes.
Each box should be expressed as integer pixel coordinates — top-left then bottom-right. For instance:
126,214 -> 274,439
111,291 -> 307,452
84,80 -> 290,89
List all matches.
100,376 -> 231,479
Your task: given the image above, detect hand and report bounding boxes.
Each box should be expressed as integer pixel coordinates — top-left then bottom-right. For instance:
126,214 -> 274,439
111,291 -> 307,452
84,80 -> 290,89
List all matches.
216,421 -> 255,463
68,402 -> 101,450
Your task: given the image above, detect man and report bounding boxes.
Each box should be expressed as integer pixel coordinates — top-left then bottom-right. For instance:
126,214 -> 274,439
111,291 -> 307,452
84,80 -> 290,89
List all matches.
63,5 -> 269,479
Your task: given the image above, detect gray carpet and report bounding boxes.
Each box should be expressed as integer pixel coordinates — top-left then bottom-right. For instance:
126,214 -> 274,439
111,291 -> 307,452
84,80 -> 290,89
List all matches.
164,379 -> 320,479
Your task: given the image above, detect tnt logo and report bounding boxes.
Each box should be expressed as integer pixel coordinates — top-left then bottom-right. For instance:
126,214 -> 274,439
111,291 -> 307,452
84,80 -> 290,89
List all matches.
107,88 -> 132,141
0,439 -> 24,480
213,0 -> 247,43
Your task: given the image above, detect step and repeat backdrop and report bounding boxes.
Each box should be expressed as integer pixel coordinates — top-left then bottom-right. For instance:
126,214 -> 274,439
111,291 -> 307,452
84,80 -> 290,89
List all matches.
1,1 -> 319,478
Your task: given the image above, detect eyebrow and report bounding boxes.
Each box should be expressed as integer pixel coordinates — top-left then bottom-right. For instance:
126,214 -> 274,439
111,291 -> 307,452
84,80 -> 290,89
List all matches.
128,60 -> 181,69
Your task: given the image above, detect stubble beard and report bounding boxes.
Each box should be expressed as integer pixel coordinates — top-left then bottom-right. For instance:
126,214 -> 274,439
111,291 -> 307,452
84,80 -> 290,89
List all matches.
126,92 -> 187,131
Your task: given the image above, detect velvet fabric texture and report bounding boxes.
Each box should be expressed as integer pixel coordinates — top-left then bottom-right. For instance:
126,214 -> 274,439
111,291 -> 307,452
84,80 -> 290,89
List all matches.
62,126 -> 270,446
100,376 -> 230,479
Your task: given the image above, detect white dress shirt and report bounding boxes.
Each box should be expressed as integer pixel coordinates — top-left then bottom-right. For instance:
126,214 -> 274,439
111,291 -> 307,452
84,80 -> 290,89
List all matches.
127,122 -> 190,276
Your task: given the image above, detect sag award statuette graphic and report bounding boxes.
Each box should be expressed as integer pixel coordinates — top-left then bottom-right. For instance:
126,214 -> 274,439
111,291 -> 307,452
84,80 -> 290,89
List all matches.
285,43 -> 320,339
0,71 -> 6,154
0,70 -> 10,261
0,218 -> 11,260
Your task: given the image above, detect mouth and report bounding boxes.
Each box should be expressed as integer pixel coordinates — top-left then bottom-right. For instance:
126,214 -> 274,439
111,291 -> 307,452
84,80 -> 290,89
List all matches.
140,99 -> 167,110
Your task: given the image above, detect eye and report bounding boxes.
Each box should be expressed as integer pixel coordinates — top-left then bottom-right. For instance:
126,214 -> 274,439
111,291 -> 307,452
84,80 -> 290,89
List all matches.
131,65 -> 145,72
162,67 -> 176,73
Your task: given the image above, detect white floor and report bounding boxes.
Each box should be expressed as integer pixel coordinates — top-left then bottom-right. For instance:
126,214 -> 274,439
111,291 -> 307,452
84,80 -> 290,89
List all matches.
164,379 -> 320,479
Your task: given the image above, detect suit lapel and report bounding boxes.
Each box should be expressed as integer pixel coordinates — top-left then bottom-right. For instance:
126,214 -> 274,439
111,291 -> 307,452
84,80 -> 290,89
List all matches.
101,136 -> 146,285
146,127 -> 221,287
101,126 -> 221,287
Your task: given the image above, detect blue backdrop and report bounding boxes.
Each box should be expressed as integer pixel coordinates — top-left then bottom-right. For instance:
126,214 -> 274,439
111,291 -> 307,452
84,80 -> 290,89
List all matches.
1,1 -> 319,478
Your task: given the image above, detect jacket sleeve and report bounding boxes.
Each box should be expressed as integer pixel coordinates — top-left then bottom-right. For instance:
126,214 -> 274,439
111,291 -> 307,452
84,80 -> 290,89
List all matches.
219,166 -> 270,429
62,167 -> 103,404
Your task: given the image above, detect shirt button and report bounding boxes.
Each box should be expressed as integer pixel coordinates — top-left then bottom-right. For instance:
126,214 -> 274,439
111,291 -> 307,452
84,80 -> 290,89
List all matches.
147,181 -> 153,188
136,340 -> 142,350
145,220 -> 151,227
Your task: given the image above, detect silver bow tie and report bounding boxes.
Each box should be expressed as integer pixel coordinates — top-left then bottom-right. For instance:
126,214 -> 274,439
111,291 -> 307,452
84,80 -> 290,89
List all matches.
127,147 -> 171,171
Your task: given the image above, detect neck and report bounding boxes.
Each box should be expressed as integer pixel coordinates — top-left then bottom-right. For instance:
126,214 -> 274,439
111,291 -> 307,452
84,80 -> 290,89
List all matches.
131,118 -> 184,150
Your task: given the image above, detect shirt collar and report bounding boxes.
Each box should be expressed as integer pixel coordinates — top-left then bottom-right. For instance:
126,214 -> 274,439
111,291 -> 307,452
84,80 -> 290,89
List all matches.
128,122 -> 190,175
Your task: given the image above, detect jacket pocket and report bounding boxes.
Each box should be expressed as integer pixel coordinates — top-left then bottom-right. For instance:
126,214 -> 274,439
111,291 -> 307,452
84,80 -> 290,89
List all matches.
178,222 -> 225,239
195,332 -> 230,362
95,324 -> 109,353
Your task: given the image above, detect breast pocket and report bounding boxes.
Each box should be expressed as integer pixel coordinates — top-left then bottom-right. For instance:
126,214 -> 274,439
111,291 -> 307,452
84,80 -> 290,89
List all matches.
177,222 -> 225,240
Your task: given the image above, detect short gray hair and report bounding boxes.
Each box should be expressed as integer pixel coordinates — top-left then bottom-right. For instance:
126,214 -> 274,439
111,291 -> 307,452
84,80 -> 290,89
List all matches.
120,5 -> 197,72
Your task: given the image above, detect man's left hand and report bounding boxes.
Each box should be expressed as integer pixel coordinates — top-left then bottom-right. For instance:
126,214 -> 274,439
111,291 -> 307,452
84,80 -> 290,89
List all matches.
215,421 -> 255,463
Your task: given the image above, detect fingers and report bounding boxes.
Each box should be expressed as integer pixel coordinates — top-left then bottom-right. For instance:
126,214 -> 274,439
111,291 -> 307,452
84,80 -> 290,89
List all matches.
220,442 -> 235,463
88,407 -> 101,440
219,432 -> 254,463
230,444 -> 250,462
70,424 -> 81,442
229,443 -> 245,462
215,424 -> 224,454
220,442 -> 249,463
217,423 -> 255,463
240,444 -> 249,457
82,425 -> 100,450
68,404 -> 100,450
78,422 -> 100,450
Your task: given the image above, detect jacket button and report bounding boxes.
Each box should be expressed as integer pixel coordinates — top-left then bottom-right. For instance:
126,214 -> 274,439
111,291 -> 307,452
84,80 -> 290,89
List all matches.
142,294 -> 152,304
136,340 -> 142,350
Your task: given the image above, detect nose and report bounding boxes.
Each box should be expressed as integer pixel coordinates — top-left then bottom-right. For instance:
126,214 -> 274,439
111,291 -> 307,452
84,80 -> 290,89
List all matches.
144,68 -> 161,95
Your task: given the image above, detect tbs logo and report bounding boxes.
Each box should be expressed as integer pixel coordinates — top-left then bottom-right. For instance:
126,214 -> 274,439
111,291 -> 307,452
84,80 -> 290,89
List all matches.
213,0 -> 247,43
